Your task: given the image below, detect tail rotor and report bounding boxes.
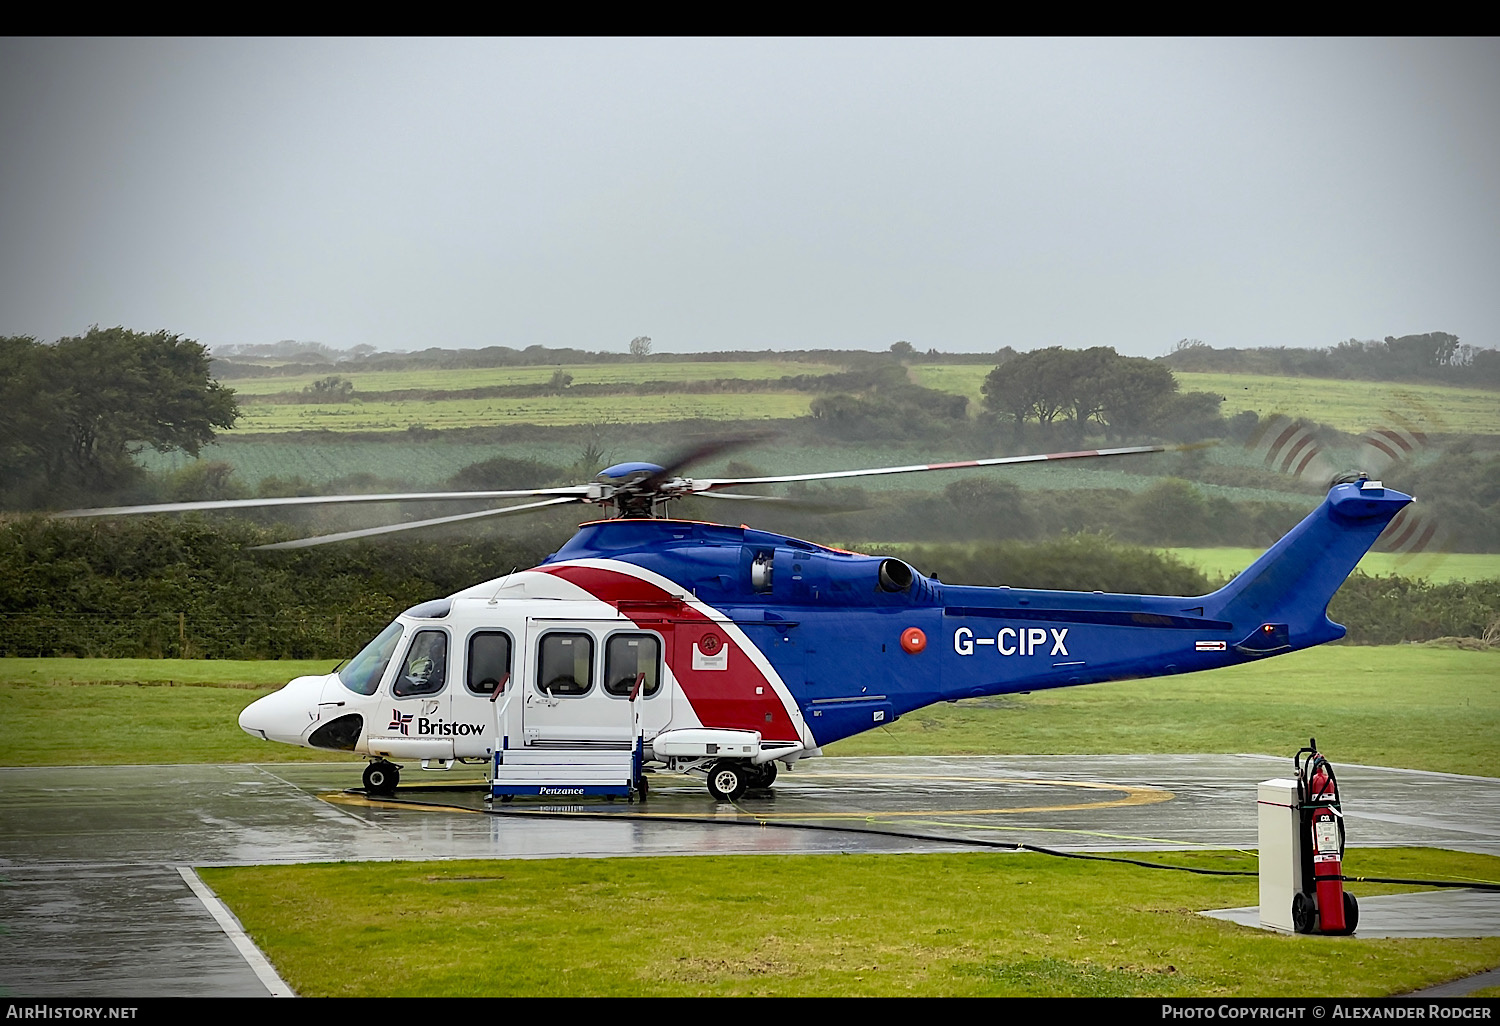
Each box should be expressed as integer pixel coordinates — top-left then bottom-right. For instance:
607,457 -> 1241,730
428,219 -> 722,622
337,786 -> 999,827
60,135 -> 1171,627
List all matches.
1244,408 -> 1448,573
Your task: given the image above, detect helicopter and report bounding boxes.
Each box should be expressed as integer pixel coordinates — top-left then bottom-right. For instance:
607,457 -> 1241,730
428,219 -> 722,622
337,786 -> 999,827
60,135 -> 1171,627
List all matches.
60,441 -> 1414,801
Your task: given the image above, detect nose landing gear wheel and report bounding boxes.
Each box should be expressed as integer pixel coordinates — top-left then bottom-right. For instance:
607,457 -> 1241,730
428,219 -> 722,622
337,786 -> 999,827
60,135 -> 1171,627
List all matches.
363,761 -> 400,796
707,761 -> 748,802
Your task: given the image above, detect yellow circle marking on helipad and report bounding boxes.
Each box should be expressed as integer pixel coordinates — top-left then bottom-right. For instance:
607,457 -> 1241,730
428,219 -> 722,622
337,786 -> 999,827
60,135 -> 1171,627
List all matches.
321,792 -> 482,814
626,775 -> 1173,820
317,773 -> 1173,821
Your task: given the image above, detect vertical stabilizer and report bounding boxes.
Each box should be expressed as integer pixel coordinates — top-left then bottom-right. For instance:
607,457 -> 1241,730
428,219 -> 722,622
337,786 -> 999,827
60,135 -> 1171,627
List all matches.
1205,480 -> 1411,644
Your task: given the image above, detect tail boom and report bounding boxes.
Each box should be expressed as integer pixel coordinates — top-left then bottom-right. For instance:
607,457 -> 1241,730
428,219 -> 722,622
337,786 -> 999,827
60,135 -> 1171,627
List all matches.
926,480 -> 1412,711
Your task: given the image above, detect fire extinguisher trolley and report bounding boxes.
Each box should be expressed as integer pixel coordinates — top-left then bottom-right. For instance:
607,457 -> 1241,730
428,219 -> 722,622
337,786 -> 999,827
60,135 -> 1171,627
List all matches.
1293,738 -> 1359,935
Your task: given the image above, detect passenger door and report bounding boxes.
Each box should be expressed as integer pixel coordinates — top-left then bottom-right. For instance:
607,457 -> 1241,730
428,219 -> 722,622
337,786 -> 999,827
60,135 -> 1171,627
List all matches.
521,620 -> 662,748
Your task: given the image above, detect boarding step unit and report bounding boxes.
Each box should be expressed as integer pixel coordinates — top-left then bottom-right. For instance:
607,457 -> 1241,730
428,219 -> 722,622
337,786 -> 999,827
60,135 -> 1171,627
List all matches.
489,742 -> 642,800
487,671 -> 647,800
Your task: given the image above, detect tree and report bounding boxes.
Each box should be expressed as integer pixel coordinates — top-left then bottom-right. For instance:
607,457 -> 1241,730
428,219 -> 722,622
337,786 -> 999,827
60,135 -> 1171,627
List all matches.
982,358 -> 1035,436
629,336 -> 652,357
0,336 -> 49,496
0,327 -> 238,507
1384,332 -> 1461,371
1096,358 -> 1178,440
1153,390 -> 1227,442
1064,346 -> 1122,440
303,375 -> 355,401
980,347 -> 1075,438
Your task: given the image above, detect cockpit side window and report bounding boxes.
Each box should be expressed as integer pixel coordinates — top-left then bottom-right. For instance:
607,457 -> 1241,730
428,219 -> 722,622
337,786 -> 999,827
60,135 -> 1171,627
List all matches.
393,629 -> 448,698
467,631 -> 512,696
338,621 -> 405,696
536,633 -> 592,697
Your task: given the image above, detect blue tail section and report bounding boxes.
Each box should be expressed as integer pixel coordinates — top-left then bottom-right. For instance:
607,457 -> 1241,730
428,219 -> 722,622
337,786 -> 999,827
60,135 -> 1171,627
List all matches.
1202,480 -> 1411,644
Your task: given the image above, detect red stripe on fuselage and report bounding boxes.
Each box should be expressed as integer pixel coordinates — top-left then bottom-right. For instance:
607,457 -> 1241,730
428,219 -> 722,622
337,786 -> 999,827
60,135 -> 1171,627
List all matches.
537,564 -> 801,742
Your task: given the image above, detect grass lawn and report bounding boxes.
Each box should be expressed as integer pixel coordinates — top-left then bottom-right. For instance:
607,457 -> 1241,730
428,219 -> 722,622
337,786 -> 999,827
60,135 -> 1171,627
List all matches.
0,658 -> 356,765
825,646 -> 1500,777
198,847 -> 1500,997
3,646 -> 1495,775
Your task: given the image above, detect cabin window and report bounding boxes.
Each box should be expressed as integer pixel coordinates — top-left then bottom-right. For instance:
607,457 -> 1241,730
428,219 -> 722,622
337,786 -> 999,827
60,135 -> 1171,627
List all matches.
339,620 -> 405,696
393,629 -> 448,698
467,631 -> 512,695
536,633 -> 593,697
603,633 -> 661,698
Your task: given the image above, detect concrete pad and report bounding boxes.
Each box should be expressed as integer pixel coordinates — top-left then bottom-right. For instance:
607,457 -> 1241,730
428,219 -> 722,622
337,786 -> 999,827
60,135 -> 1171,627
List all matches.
1203,889 -> 1500,938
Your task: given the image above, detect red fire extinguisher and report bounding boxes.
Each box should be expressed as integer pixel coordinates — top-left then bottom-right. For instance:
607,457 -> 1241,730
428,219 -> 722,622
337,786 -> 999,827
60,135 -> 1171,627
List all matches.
1293,739 -> 1358,935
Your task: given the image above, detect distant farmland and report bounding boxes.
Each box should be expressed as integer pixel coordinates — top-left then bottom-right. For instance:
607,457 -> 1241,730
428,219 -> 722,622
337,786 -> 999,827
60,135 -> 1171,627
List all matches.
220,360 -> 847,396
224,392 -> 817,434
910,366 -> 1500,436
217,358 -> 1499,437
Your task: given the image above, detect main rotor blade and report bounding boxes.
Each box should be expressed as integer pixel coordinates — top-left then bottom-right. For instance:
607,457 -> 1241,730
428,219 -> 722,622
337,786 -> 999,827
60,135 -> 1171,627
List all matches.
249,497 -> 582,550
686,444 -> 1175,492
640,435 -> 770,492
55,487 -> 592,518
694,490 -> 866,513
693,491 -> 794,502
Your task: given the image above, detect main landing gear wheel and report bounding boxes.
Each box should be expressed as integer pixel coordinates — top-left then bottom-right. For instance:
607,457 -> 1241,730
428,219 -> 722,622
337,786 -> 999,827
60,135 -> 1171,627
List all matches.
363,761 -> 400,796
707,761 -> 748,802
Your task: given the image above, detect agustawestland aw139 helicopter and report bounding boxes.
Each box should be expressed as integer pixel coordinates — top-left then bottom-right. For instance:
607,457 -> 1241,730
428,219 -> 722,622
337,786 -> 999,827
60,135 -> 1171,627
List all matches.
61,441 -> 1413,802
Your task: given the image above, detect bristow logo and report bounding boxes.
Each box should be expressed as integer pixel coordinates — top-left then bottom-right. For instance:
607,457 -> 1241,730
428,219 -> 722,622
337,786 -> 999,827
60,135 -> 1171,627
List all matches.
388,712 -> 484,736
416,718 -> 485,737
953,626 -> 1069,657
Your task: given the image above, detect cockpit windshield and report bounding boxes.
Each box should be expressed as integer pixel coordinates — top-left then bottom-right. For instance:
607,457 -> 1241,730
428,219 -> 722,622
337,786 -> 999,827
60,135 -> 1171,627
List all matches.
338,620 -> 405,696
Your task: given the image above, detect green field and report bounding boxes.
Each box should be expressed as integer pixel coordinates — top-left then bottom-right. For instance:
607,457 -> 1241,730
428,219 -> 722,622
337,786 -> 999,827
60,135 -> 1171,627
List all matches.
225,392 -> 816,434
199,848 -> 1500,997
911,366 -> 1500,436
220,360 -> 847,396
1168,547 -> 1500,584
1175,372 -> 1500,436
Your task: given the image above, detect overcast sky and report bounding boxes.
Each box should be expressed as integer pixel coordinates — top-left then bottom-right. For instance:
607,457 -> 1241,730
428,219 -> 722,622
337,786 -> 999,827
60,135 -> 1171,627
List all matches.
1,37 -> 1495,358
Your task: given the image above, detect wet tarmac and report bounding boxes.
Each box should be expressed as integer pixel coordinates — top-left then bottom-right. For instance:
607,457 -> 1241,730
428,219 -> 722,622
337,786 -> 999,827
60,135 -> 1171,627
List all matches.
1,754 -> 1497,997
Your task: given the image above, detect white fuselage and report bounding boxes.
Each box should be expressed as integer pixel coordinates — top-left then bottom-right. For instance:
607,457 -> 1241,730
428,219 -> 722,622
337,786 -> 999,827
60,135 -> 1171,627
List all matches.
238,562 -> 814,766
